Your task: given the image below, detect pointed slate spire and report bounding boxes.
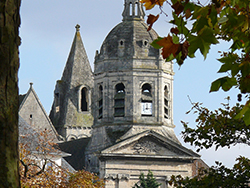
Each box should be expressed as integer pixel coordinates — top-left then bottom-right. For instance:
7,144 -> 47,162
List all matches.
122,0 -> 145,21
50,25 -> 94,140
61,24 -> 93,85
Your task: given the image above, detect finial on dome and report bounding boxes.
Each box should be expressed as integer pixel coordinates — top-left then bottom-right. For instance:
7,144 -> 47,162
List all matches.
30,82 -> 33,87
75,24 -> 80,32
122,0 -> 145,21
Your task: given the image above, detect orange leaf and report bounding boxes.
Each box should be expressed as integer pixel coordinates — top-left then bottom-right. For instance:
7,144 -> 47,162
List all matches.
147,14 -> 159,31
156,35 -> 180,59
140,0 -> 166,10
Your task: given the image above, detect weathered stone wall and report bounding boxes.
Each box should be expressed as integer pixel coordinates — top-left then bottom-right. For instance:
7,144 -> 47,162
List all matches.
19,85 -> 58,140
101,159 -> 193,188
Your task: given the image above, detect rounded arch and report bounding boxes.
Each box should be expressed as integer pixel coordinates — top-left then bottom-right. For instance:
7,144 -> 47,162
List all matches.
141,83 -> 153,101
114,82 -> 125,117
78,85 -> 91,112
67,134 -> 78,141
142,83 -> 152,93
78,134 -> 89,139
164,85 -> 169,97
115,83 -> 125,93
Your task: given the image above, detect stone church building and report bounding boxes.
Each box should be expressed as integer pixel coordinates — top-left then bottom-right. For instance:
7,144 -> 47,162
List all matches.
20,0 -> 207,187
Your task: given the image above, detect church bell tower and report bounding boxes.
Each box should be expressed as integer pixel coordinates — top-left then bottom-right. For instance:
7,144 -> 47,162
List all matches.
85,1 -> 200,187
86,0 -> 178,170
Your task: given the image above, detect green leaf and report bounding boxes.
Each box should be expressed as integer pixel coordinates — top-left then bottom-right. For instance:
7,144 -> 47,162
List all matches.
218,16 -> 228,24
194,16 -> 209,32
172,34 -> 179,44
243,109 -> 250,125
210,77 -> 236,92
151,37 -> 163,49
235,101 -> 250,120
217,53 -> 238,64
209,6 -> 218,26
200,27 -> 219,45
165,53 -> 175,62
221,77 -> 237,91
218,63 -> 232,73
210,78 -> 225,92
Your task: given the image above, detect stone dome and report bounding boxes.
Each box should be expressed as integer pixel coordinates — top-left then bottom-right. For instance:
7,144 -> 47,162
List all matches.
97,20 -> 160,60
94,0 -> 161,62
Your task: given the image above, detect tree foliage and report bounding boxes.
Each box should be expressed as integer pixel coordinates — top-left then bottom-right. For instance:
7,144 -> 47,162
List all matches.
140,0 -> 250,187
133,170 -> 161,188
141,0 -> 250,124
19,129 -> 104,188
169,157 -> 250,188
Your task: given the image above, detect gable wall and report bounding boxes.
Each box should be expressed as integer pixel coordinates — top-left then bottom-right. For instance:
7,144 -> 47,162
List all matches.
19,91 -> 57,139
101,159 -> 193,188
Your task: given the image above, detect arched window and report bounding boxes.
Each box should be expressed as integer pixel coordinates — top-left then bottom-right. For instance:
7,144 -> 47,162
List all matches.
135,2 -> 138,16
164,86 -> 169,119
81,87 -> 88,111
114,83 -> 125,117
141,83 -> 152,116
129,2 -> 133,16
98,85 -> 103,119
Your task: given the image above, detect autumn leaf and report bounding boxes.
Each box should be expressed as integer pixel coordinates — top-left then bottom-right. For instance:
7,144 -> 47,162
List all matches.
147,14 -> 159,31
140,0 -> 166,10
185,8 -> 192,19
172,2 -> 184,15
170,27 -> 179,34
156,35 -> 180,59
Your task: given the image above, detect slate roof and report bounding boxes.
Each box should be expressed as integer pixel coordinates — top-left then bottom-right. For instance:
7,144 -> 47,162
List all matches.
58,137 -> 91,170
19,83 -> 60,141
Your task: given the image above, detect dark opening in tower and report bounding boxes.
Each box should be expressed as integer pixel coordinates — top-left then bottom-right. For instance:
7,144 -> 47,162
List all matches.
81,87 -> 88,111
141,83 -> 153,116
164,86 -> 169,119
98,85 -> 103,119
114,83 -> 125,117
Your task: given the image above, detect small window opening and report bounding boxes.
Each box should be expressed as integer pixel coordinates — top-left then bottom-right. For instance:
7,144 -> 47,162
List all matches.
141,83 -> 153,116
81,87 -> 88,111
129,3 -> 133,16
55,92 -> 60,112
98,85 -> 103,119
144,41 -> 148,46
135,2 -> 138,16
30,114 -> 32,119
120,40 -> 124,46
142,84 -> 152,96
114,83 -> 125,117
164,86 -> 169,119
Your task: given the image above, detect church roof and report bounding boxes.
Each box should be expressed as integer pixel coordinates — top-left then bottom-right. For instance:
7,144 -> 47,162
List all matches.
49,25 -> 94,129
61,24 -> 93,86
99,130 -> 200,161
94,0 -> 163,73
58,137 -> 91,170
98,21 -> 159,59
19,83 -> 60,141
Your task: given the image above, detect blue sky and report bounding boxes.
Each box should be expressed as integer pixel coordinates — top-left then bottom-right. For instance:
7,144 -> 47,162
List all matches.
19,0 -> 249,167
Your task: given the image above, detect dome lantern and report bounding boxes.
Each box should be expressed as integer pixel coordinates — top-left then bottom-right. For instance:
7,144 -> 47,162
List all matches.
122,0 -> 145,21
